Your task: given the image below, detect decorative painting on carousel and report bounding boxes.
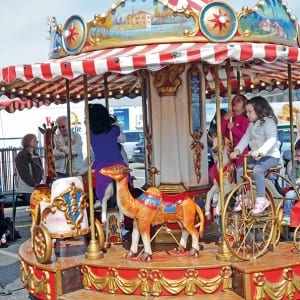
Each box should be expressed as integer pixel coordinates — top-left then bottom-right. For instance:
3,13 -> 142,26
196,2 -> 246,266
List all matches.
239,0 -> 298,46
49,0 -> 196,58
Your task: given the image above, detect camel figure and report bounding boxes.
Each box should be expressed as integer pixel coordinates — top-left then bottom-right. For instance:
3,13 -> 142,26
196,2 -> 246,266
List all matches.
30,123 -> 57,242
100,164 -> 205,261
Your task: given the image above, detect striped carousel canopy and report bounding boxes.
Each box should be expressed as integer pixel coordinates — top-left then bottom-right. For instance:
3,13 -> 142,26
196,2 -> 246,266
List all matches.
0,0 -> 300,112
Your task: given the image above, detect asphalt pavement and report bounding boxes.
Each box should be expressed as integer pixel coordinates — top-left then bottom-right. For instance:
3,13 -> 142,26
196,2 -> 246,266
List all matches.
0,163 -> 146,300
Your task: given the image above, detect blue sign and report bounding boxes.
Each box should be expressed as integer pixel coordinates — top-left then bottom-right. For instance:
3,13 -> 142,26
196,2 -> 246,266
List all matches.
113,108 -> 129,130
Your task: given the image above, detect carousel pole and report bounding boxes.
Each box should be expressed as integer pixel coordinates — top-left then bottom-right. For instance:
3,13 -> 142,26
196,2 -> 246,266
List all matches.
214,65 -> 232,261
65,80 -> 73,176
226,60 -> 233,148
104,73 -> 109,109
84,75 -> 104,260
288,64 -> 296,162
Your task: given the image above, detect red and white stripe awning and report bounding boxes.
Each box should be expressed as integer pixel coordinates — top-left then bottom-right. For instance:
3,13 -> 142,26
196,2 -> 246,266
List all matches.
1,42 -> 300,112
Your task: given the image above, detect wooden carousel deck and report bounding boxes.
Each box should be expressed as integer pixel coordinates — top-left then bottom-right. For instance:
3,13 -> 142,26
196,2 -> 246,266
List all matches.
18,236 -> 300,300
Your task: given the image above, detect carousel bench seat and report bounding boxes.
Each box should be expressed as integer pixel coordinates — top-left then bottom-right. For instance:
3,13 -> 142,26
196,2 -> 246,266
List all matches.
40,176 -> 89,237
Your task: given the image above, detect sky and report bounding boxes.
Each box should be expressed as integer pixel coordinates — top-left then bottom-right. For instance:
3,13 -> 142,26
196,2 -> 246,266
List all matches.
0,0 -> 299,67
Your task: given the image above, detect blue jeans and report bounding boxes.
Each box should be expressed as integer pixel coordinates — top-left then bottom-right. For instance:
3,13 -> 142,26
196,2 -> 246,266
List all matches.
236,156 -> 280,197
284,189 -> 298,218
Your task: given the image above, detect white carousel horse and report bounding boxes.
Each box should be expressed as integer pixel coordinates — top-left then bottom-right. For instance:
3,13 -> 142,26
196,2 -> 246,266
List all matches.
205,135 -> 236,221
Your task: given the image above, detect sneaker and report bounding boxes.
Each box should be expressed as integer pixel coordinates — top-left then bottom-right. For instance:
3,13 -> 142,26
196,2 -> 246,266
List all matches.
233,195 -> 251,212
281,216 -> 290,226
251,197 -> 270,215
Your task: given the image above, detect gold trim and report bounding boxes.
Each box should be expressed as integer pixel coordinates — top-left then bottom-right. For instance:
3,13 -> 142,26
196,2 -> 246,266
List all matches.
158,183 -> 187,194
82,265 -> 232,296
19,258 -> 52,299
253,268 -> 300,300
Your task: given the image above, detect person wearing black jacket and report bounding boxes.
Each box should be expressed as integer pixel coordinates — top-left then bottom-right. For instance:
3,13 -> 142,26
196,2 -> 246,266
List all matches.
15,134 -> 44,204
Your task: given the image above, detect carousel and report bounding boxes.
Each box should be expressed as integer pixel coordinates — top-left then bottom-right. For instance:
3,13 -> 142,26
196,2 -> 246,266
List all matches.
2,0 -> 300,299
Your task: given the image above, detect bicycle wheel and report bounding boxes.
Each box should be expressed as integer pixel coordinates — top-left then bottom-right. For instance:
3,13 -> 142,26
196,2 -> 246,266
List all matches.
293,225 -> 300,252
222,181 -> 276,260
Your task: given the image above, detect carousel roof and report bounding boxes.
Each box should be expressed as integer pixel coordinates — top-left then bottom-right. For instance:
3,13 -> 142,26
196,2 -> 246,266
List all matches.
0,0 -> 300,112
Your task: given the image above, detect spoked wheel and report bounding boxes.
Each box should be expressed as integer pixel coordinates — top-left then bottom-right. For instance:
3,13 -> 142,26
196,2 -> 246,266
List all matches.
32,225 -> 52,264
222,182 -> 276,260
293,225 -> 300,252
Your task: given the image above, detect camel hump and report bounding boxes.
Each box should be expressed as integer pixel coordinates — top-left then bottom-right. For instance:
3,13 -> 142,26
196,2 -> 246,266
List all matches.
145,187 -> 161,197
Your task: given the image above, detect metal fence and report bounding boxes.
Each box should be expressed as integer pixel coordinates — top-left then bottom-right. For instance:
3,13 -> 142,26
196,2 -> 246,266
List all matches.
0,147 -> 44,194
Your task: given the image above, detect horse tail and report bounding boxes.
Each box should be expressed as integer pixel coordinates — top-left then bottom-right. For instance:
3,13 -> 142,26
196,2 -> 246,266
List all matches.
195,203 -> 205,238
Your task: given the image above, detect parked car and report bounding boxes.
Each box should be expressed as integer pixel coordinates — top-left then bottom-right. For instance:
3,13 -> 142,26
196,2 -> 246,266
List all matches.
123,131 -> 144,162
132,138 -> 145,163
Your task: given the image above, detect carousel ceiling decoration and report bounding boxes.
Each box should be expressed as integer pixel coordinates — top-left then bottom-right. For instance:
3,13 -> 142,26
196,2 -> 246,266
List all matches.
0,0 -> 300,112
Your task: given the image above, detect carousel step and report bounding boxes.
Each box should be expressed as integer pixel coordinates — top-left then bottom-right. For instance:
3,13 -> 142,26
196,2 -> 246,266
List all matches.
58,289 -> 243,300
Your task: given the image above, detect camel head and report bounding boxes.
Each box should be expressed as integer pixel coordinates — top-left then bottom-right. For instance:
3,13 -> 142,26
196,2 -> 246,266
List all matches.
100,164 -> 132,181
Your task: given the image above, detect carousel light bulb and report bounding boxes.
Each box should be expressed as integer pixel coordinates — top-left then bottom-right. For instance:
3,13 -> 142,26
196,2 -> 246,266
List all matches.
56,95 -> 60,99
261,82 -> 266,87
77,94 -> 81,99
219,15 -> 227,24
135,89 -> 139,94
111,4 -> 116,9
250,84 -> 254,88
27,92 -> 32,96
120,90 -> 124,94
297,80 -> 300,84
36,93 -> 41,98
88,93 -> 91,98
63,30 -> 71,38
240,86 -> 243,91
276,81 -> 281,85
258,0 -> 265,6
98,93 -> 102,97
46,94 -> 50,98
0,87 -> 5,92
19,90 -> 24,95
108,91 -> 113,96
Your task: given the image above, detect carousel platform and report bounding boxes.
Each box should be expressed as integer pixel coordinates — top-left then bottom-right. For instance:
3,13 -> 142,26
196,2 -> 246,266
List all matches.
18,236 -> 300,300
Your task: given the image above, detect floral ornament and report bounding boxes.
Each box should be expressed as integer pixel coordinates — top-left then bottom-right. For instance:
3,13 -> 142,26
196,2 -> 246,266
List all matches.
254,273 -> 266,286
283,268 -> 294,281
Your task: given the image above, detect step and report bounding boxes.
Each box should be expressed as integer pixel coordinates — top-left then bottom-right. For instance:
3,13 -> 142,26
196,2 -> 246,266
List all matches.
58,289 -> 243,300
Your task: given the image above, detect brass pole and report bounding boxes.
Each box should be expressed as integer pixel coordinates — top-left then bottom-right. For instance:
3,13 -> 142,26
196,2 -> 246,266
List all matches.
65,80 -> 73,176
226,61 -> 233,147
104,73 -> 109,109
84,75 -> 103,259
288,64 -> 295,163
215,65 -> 232,261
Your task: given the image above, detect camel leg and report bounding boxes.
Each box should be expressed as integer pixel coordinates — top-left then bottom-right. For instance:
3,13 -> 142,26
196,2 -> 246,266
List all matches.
101,182 -> 114,224
179,228 -> 189,250
128,219 -> 140,255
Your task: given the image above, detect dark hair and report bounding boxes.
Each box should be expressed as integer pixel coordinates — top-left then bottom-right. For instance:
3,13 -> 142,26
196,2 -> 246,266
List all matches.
89,104 -> 112,134
295,139 -> 300,152
233,94 -> 247,107
246,96 -> 277,124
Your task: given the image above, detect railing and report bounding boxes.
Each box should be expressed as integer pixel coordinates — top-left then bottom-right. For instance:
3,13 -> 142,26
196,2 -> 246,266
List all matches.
0,147 -> 44,194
